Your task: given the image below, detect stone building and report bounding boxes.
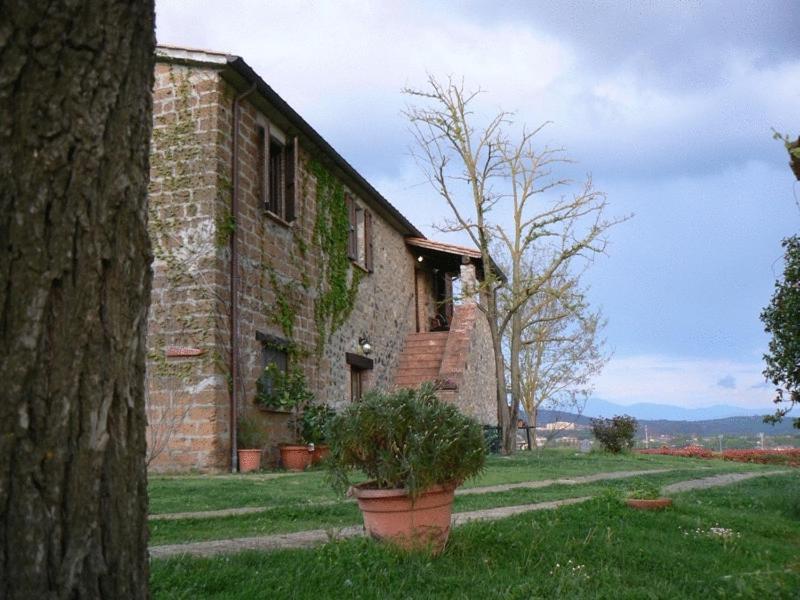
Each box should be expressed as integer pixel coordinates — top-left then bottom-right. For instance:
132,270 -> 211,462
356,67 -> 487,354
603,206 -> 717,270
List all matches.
146,45 -> 498,472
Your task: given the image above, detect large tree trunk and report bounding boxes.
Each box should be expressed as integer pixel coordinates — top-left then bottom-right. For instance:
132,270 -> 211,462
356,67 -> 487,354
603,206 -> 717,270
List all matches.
0,2 -> 155,598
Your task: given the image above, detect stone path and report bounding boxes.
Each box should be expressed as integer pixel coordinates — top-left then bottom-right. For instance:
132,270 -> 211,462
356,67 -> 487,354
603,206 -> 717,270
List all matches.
661,469 -> 791,494
148,496 -> 594,559
456,468 -> 674,496
148,469 -> 792,559
149,468 -> 674,521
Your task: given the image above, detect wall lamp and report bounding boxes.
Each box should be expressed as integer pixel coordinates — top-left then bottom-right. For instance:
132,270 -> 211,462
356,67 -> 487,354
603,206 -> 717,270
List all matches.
358,336 -> 373,355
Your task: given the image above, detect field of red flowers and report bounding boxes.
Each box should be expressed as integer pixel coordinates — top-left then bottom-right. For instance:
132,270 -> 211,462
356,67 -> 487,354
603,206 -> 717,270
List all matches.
638,446 -> 800,466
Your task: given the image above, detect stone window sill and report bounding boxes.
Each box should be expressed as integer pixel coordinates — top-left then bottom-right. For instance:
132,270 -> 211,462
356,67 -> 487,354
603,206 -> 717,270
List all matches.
265,210 -> 293,229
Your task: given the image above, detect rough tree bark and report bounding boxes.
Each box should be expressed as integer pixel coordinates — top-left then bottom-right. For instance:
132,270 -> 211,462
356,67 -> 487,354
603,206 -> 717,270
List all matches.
0,2 -> 155,598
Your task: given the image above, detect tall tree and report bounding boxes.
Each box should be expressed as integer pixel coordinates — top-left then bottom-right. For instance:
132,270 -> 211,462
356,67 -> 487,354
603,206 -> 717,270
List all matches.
0,2 -> 155,597
514,261 -> 608,447
762,236 -> 800,429
405,76 -> 625,453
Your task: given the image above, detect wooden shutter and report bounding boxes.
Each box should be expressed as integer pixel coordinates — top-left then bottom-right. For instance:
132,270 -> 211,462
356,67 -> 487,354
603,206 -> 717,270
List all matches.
346,193 -> 357,260
257,126 -> 267,209
264,123 -> 273,213
284,136 -> 297,222
364,210 -> 373,272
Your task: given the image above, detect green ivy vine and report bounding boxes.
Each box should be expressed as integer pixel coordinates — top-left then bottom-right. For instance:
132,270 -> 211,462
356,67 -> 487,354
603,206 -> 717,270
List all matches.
310,158 -> 364,354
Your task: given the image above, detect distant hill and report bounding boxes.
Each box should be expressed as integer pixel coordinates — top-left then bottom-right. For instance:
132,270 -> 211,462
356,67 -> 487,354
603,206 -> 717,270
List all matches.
534,409 -> 799,437
581,398 -> 765,421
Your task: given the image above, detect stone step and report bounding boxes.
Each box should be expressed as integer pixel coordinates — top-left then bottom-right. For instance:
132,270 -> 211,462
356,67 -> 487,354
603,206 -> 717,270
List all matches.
394,378 -> 439,388
397,366 -> 439,376
406,332 -> 449,341
397,358 -> 442,370
394,372 -> 439,383
402,339 -> 448,350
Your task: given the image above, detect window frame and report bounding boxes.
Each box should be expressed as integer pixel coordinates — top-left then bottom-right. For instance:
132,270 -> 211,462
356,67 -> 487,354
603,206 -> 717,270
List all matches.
256,331 -> 289,404
345,194 -> 374,273
257,121 -> 297,225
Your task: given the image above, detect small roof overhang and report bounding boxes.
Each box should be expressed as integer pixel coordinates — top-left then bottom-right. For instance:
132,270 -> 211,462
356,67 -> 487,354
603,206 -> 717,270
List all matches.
405,237 -> 506,281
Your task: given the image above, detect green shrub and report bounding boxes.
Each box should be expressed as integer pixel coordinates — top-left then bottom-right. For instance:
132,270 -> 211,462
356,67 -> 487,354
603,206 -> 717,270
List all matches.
255,365 -> 314,412
591,414 -> 637,453
626,478 -> 662,500
300,404 -> 336,445
326,383 -> 486,498
237,416 -> 268,449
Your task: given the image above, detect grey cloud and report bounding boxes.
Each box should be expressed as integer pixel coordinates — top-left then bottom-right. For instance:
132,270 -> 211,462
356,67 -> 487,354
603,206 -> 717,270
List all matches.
717,375 -> 737,389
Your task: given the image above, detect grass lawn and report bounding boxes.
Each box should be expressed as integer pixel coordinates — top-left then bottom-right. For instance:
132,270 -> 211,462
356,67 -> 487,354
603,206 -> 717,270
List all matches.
149,466 -> 773,545
148,450 -> 782,546
150,472 -> 800,599
148,449 -> 761,515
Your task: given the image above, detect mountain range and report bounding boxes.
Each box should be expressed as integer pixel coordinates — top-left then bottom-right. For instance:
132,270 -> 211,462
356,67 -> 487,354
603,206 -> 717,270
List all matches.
580,398 -> 766,421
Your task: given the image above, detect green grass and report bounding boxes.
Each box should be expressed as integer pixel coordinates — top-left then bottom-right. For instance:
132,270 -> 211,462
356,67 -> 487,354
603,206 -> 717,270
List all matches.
151,473 -> 800,599
149,463 -> 776,546
148,449 -> 754,515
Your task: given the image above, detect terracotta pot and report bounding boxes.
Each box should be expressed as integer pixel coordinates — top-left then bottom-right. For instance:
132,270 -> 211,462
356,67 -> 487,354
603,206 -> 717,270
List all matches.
279,444 -> 313,471
237,449 -> 262,473
350,482 -> 456,554
625,497 -> 672,510
311,444 -> 330,465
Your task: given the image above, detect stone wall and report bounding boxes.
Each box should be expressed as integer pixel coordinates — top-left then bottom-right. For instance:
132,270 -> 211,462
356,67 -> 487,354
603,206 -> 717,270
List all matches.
146,62 -> 230,472
438,302 -> 498,425
146,59 -> 421,471
456,303 -> 498,425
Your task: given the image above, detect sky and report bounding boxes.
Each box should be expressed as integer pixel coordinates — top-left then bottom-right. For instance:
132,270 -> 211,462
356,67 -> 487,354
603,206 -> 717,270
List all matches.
156,0 -> 800,412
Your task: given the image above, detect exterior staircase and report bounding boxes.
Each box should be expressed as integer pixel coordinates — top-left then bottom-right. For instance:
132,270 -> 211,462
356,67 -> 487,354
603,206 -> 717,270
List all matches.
392,331 -> 449,388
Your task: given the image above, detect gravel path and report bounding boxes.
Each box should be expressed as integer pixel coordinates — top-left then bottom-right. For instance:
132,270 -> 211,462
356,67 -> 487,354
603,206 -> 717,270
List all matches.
661,469 -> 791,494
148,496 -> 594,559
149,469 -> 792,559
456,468 -> 674,496
149,468 -> 674,521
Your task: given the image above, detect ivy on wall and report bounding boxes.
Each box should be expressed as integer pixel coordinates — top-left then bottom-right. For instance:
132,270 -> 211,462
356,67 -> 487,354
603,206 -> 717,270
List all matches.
310,158 -> 364,354
148,66 -> 224,381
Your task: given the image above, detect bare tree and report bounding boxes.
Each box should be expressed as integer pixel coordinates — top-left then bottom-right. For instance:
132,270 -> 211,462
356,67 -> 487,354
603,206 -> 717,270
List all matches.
0,2 -> 155,597
405,76 -> 626,453
145,382 -> 192,468
514,261 -> 608,448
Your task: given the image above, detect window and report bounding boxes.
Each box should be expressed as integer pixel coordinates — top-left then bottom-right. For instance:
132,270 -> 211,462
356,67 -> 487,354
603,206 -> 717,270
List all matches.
257,125 -> 296,223
256,332 -> 288,399
346,194 -> 373,272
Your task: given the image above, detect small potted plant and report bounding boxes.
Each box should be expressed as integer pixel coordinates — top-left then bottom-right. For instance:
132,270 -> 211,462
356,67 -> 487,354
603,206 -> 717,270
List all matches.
327,383 -> 486,553
301,403 -> 336,465
237,416 -> 268,473
625,478 -> 672,510
257,365 -> 315,471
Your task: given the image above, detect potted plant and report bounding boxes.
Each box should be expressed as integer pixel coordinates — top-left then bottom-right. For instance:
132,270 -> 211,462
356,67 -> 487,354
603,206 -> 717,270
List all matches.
624,478 -> 672,510
237,416 -> 268,473
301,403 -> 336,465
257,365 -> 315,471
327,383 -> 486,553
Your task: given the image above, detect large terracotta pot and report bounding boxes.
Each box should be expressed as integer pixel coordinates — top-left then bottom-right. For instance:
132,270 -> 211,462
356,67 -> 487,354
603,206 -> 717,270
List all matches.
237,449 -> 262,473
625,498 -> 672,510
311,444 -> 330,465
350,482 -> 456,554
279,444 -> 313,471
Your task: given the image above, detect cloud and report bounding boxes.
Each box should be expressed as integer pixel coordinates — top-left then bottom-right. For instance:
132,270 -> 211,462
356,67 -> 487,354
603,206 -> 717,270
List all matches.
717,375 -> 737,389
592,354 -> 774,410
750,381 -> 771,390
155,1 -> 800,187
